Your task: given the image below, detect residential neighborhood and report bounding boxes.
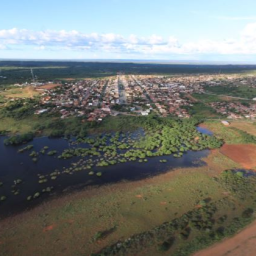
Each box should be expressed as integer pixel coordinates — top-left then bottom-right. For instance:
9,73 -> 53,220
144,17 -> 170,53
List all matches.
7,73 -> 256,122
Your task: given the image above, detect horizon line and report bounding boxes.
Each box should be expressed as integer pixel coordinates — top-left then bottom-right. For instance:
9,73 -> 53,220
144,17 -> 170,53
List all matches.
1,58 -> 256,65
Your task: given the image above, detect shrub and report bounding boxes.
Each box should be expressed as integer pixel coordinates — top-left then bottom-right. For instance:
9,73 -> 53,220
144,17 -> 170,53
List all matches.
4,132 -> 34,145
157,238 -> 175,252
242,208 -> 254,218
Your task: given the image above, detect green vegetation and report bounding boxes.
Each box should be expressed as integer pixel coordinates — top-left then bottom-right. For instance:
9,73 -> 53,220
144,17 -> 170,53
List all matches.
18,144 -> 33,153
203,121 -> 256,144
1,98 -> 39,119
94,171 -> 256,256
230,127 -> 256,144
33,192 -> 40,199
192,93 -> 224,103
182,102 -> 221,119
2,61 -> 256,85
47,150 -> 57,156
0,196 -> 6,201
204,85 -> 256,99
52,117 -> 222,172
4,132 -> 34,145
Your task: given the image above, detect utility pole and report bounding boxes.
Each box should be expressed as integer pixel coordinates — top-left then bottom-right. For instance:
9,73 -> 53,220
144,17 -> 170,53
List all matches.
31,68 -> 35,83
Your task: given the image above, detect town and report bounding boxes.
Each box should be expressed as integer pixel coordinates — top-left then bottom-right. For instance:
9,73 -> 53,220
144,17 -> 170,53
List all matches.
6,73 -> 256,122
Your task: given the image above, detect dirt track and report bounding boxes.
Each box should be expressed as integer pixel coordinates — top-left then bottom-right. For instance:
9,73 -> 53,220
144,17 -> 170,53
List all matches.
194,219 -> 256,256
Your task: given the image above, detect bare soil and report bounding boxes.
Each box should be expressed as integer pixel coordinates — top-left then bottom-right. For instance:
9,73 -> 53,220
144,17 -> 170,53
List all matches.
220,144 -> 256,169
37,83 -> 61,90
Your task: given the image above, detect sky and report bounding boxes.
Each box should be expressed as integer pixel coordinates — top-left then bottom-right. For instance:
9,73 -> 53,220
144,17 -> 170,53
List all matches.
1,0 -> 256,62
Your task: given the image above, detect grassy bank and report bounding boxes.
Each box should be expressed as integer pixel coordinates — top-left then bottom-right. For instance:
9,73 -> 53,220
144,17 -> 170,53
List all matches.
202,120 -> 256,144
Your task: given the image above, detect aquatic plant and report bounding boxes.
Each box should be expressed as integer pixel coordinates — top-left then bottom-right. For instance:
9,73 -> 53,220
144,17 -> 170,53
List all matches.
14,179 -> 22,185
18,144 -> 34,153
47,150 -> 57,156
45,187 -> 53,192
38,179 -> 48,184
0,195 -> 6,201
30,151 -> 38,157
33,192 -> 40,198
4,132 -> 34,146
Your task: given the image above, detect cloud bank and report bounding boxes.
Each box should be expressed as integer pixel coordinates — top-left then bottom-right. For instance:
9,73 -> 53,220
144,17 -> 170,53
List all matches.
1,23 -> 256,57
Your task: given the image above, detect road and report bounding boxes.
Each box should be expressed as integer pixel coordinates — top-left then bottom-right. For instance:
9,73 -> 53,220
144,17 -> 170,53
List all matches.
117,75 -> 127,104
194,220 -> 256,256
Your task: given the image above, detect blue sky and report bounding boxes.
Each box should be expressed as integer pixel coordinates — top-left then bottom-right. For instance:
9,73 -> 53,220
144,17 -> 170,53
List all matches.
1,0 -> 256,62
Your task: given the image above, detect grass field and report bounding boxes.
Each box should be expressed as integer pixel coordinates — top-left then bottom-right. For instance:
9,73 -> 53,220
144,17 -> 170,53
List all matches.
229,121 -> 256,136
0,87 -> 40,99
0,116 -> 56,134
202,120 -> 256,144
192,93 -> 225,103
204,85 -> 256,99
0,117 -> 36,133
192,93 -> 242,103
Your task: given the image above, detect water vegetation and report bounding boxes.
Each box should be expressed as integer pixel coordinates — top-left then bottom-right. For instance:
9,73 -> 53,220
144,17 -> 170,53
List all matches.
4,132 -> 34,145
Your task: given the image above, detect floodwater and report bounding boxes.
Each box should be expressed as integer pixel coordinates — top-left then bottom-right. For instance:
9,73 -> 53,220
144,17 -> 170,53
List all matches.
0,127 -> 211,217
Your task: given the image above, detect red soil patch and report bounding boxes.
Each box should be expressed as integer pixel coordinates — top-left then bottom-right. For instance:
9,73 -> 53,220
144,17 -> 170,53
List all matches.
38,83 -> 61,90
160,202 -> 167,205
220,144 -> 256,169
135,194 -> 143,198
43,225 -> 55,232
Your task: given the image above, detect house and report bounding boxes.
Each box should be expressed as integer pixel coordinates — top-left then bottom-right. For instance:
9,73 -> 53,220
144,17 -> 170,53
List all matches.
141,111 -> 149,116
221,121 -> 230,126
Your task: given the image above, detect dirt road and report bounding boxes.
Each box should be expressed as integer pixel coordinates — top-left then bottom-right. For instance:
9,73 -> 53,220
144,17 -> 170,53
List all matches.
194,220 -> 256,256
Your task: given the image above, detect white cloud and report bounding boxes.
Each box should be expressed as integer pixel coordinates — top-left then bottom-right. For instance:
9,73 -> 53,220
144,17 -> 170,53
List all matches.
1,24 -> 256,57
